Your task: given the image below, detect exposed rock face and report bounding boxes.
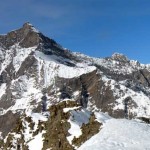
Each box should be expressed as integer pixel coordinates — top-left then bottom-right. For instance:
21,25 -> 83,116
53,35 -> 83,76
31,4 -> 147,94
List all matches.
0,23 -> 39,49
42,101 -> 76,150
0,111 -> 19,137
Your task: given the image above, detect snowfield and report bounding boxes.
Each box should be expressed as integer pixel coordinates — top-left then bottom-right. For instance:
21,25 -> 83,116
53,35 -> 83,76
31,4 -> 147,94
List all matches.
28,132 -> 44,150
78,118 -> 150,150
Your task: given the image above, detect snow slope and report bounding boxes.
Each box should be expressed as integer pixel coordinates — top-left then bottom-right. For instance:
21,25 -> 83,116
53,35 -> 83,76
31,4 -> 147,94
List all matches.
78,118 -> 150,150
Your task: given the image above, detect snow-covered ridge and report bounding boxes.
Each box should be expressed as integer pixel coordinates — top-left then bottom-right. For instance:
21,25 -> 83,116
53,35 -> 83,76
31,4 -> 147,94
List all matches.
35,51 -> 96,79
78,118 -> 150,150
73,52 -> 150,74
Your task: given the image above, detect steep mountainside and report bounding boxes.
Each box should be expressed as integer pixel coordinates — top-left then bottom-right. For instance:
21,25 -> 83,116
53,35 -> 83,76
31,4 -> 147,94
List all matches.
0,23 -> 150,149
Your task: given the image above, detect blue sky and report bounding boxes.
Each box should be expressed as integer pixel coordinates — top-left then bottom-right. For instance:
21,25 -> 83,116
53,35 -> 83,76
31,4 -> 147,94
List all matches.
0,0 -> 150,63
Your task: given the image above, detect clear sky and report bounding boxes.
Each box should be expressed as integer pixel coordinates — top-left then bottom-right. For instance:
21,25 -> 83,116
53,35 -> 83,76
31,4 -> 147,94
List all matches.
0,0 -> 150,63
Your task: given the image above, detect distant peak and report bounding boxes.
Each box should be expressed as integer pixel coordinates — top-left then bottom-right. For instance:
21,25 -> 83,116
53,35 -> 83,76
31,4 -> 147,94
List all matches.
111,53 -> 129,62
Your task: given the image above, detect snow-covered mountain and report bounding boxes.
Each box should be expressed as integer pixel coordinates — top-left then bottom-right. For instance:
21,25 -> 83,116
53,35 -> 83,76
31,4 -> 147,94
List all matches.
0,23 -> 150,150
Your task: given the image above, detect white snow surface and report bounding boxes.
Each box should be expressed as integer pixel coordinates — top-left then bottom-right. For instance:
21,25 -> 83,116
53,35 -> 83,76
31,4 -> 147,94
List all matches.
94,111 -> 112,123
63,107 -> 80,113
0,83 -> 6,98
28,132 -> 44,150
67,109 -> 91,144
78,118 -> 150,150
30,112 -> 49,123
35,51 -> 96,79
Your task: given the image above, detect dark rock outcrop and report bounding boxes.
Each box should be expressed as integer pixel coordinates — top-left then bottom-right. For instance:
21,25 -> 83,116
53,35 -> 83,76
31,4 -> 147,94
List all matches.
0,111 -> 19,138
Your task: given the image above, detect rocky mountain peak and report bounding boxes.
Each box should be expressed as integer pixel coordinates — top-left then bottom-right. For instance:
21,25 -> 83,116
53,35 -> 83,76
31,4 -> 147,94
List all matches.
22,22 -> 37,31
21,22 -> 40,35
111,52 -> 129,62
19,22 -> 41,48
0,22 -> 40,49
0,23 -> 71,58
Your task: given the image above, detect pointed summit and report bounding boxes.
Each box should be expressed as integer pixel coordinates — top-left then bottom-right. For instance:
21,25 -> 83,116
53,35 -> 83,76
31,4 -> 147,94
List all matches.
23,22 -> 33,28
22,22 -> 39,33
19,22 -> 40,48
0,23 -> 70,59
0,22 -> 43,48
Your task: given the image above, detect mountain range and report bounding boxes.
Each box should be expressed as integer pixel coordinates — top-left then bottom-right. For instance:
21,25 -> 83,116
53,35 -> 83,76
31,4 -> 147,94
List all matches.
0,23 -> 150,150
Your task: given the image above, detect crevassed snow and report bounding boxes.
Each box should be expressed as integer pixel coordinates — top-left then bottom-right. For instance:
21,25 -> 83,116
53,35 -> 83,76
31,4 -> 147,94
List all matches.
78,119 -> 150,150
